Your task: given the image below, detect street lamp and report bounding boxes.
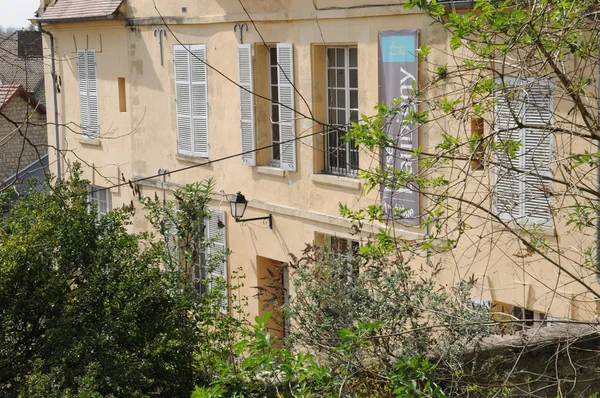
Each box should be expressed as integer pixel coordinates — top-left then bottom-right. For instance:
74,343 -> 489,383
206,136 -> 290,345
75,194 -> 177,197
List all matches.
229,192 -> 272,229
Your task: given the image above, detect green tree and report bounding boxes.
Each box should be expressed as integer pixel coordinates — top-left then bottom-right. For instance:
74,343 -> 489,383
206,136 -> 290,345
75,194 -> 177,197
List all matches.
0,167 -> 215,397
338,0 -> 600,394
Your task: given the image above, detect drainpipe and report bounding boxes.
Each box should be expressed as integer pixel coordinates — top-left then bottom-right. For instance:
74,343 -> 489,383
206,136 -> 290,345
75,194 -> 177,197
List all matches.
158,168 -> 170,206
38,24 -> 61,180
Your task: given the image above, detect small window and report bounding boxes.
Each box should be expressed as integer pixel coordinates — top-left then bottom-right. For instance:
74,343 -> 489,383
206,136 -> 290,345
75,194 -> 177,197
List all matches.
491,301 -> 547,333
118,77 -> 127,112
87,185 -> 111,221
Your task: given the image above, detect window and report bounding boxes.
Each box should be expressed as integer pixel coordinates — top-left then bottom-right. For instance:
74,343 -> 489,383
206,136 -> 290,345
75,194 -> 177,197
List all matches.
330,236 -> 360,254
77,50 -> 99,139
494,78 -> 553,225
87,185 -> 111,221
491,301 -> 547,333
325,47 -> 359,177
269,46 -> 282,167
316,232 -> 360,254
256,256 -> 288,338
174,44 -> 208,158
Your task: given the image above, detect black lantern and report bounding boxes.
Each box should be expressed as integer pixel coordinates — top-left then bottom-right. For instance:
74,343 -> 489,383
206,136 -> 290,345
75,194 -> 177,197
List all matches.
229,192 -> 272,229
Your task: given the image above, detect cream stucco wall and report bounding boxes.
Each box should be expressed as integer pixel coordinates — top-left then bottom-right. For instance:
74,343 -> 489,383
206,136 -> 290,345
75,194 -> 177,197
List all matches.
39,0 -> 600,322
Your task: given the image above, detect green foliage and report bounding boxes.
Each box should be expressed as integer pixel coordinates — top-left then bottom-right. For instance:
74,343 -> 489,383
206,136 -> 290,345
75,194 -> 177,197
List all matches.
0,165 -> 249,397
285,243 -> 491,396
0,166 -> 203,396
390,357 -> 447,397
196,314 -> 333,397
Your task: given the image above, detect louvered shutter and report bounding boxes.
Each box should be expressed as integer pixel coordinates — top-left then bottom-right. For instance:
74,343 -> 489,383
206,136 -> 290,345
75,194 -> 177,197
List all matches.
205,209 -> 227,310
494,77 -> 524,222
205,209 -> 227,281
78,50 -> 99,139
523,80 -> 553,225
77,50 -> 89,138
174,45 -> 193,155
190,44 -> 209,157
238,44 -> 256,166
277,43 -> 296,171
86,51 -> 99,139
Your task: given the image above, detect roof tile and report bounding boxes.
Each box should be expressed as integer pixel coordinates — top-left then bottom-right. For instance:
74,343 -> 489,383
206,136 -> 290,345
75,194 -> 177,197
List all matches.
37,0 -> 123,22
0,32 -> 45,98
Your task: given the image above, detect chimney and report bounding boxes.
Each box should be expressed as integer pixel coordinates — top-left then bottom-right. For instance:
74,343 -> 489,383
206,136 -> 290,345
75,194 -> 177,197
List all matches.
18,31 -> 43,58
38,0 -> 54,18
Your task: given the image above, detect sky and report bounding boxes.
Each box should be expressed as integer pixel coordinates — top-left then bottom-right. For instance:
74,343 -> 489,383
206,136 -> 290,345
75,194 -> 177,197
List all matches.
0,0 -> 40,29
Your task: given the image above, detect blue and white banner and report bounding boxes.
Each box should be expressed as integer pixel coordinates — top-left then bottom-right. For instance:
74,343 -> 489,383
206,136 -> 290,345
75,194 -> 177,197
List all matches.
378,30 -> 420,226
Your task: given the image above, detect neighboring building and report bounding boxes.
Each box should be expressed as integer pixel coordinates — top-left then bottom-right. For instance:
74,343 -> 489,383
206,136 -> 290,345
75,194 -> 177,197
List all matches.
0,31 -> 47,191
0,84 -> 47,187
0,31 -> 45,104
35,0 -> 600,329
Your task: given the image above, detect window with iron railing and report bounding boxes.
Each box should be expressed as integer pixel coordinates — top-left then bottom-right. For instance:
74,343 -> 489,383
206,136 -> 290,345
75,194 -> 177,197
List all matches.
325,46 -> 359,177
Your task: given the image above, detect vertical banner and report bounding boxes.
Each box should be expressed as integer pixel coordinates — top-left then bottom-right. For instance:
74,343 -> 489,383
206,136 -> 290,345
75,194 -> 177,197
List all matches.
378,30 -> 420,226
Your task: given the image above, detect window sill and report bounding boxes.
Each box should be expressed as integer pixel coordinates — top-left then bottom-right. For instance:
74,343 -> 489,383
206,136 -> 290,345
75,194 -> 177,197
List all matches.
257,166 -> 286,177
312,174 -> 361,191
79,138 -> 101,147
176,154 -> 209,164
492,219 -> 555,238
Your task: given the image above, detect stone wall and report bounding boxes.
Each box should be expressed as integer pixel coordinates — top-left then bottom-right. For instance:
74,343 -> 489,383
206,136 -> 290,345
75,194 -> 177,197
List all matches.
0,97 -> 47,181
461,324 -> 600,397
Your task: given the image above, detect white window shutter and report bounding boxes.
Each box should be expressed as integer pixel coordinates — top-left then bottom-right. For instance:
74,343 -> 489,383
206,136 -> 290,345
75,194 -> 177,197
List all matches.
77,50 -> 89,138
238,44 -> 256,166
174,45 -> 193,155
523,80 -> 553,225
205,208 -> 227,286
190,44 -> 209,158
86,51 -> 99,139
494,77 -> 524,222
277,43 -> 296,171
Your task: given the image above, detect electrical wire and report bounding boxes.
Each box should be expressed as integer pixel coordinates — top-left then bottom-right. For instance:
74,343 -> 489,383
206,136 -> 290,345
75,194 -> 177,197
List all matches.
89,125 -> 334,195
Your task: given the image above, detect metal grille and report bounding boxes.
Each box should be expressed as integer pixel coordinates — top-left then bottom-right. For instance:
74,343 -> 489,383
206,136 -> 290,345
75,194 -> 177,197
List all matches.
325,47 -> 359,176
269,47 -> 282,166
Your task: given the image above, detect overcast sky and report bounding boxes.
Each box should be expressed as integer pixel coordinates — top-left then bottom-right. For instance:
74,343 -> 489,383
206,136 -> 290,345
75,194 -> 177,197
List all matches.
0,0 -> 40,29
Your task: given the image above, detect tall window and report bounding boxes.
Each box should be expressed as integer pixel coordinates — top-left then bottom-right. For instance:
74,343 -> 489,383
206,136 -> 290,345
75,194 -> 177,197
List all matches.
269,46 -> 282,166
494,78 -> 553,225
87,185 -> 111,221
325,47 -> 359,176
77,50 -> 99,139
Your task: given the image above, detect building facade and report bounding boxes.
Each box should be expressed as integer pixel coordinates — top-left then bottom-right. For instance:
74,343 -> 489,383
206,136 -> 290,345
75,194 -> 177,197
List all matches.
35,0 -> 600,327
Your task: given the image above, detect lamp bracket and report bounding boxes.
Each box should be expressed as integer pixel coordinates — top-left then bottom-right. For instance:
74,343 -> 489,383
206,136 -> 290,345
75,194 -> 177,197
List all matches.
234,214 -> 272,229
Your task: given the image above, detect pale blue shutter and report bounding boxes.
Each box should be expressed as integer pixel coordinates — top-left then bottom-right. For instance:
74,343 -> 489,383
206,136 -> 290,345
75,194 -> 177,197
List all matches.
77,50 -> 89,137
238,44 -> 256,166
494,77 -> 524,222
78,50 -> 99,139
523,80 -> 553,225
86,51 -> 99,139
277,43 -> 296,171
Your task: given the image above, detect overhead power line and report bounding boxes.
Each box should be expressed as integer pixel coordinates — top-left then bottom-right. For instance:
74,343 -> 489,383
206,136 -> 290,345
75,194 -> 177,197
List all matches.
89,125 -> 335,195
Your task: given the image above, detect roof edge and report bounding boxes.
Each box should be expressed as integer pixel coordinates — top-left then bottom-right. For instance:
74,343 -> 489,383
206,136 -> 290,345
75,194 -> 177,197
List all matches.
0,86 -> 46,115
34,13 -> 118,24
